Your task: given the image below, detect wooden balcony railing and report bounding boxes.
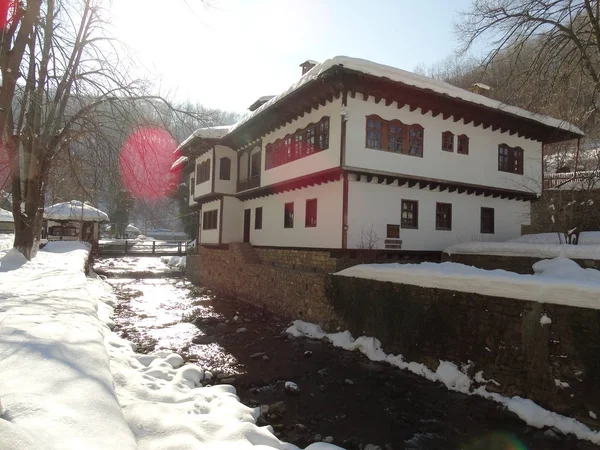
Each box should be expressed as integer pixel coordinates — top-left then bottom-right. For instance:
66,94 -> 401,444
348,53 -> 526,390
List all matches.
237,176 -> 260,192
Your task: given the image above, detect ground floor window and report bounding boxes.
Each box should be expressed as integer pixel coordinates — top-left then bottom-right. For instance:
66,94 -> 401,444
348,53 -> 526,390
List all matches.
255,207 -> 263,230
202,210 -> 218,230
436,203 -> 452,230
480,207 -> 495,234
284,202 -> 294,228
305,198 -> 317,227
401,200 -> 418,229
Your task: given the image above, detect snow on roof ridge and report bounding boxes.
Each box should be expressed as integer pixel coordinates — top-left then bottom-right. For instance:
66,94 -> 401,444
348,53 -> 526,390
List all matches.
175,125 -> 234,153
227,55 -> 584,137
44,200 -> 110,222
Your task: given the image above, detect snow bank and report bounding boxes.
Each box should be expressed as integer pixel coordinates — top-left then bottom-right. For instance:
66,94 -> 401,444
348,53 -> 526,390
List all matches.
0,207 -> 13,222
0,233 -> 14,252
287,321 -> 600,445
44,200 -> 109,222
0,242 -> 340,450
335,258 -> 600,310
161,255 -> 187,269
445,234 -> 600,259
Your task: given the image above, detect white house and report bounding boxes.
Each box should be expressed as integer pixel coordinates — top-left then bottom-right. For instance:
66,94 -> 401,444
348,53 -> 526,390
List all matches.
174,56 -> 583,252
43,200 -> 110,246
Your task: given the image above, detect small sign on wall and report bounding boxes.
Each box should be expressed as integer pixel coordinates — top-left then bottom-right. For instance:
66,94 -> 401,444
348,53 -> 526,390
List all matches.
384,239 -> 402,249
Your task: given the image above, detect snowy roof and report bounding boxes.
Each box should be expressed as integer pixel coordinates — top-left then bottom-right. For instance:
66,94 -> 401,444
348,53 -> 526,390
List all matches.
170,155 -> 188,171
0,207 -> 13,223
228,56 -> 584,137
175,125 -> 233,153
43,200 -> 110,222
126,224 -> 140,233
301,59 -> 319,65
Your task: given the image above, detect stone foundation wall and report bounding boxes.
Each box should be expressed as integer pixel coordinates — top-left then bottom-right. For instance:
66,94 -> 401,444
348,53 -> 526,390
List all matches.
187,244 -> 600,429
443,253 -> 600,274
188,245 -> 339,327
255,247 -> 338,273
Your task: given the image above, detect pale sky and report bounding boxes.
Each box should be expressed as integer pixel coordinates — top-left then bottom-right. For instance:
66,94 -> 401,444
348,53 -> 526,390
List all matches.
109,0 -> 482,114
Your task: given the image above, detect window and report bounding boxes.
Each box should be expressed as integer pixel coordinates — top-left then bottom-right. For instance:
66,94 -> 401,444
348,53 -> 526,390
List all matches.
305,199 -> 317,227
457,134 -> 469,155
49,226 -> 62,236
250,151 -> 261,178
190,177 -> 195,195
498,144 -> 524,174
202,210 -> 218,230
436,203 -> 452,231
408,125 -> 424,157
401,200 -> 418,229
387,224 -> 400,238
255,207 -> 263,230
481,207 -> 495,234
441,131 -> 454,152
366,115 -> 423,157
197,160 -> 211,184
389,122 -> 404,153
284,202 -> 294,228
219,157 -> 231,180
264,117 -> 330,170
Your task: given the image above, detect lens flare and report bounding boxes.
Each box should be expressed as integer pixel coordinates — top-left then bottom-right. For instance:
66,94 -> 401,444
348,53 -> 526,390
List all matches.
119,127 -> 179,201
0,0 -> 18,30
461,432 -> 528,450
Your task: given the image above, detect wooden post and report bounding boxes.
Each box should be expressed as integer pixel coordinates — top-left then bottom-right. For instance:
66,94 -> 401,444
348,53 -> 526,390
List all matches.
178,242 -> 182,255
152,241 -> 156,254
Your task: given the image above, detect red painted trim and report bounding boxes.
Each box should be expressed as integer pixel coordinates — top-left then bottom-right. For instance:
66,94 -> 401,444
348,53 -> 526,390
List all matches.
342,172 -> 348,249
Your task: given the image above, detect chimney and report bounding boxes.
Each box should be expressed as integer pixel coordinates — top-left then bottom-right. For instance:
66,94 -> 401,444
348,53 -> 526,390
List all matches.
248,95 -> 275,111
300,60 -> 318,75
469,82 -> 491,96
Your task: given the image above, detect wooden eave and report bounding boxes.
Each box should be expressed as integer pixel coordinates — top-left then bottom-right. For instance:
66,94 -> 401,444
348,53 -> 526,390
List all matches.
180,139 -> 219,157
223,73 -> 343,149
338,69 -> 581,144
221,65 -> 581,148
345,167 -> 537,201
236,167 -> 343,201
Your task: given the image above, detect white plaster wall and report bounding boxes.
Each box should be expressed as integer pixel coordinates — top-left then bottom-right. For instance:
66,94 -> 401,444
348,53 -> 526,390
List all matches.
194,152 -> 213,199
347,179 -> 530,251
243,180 -> 343,248
344,96 -> 542,195
221,196 -> 243,243
199,199 -> 220,245
260,98 -> 342,187
214,145 -> 237,195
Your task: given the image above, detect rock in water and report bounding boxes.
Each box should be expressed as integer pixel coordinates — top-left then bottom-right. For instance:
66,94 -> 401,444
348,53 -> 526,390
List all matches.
284,381 -> 300,394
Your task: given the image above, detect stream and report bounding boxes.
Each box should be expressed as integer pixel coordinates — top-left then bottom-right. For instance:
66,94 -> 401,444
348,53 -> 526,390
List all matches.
95,256 -> 600,450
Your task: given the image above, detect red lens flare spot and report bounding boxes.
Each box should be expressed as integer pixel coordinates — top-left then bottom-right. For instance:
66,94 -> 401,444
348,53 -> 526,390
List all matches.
0,0 -> 18,30
119,127 -> 179,201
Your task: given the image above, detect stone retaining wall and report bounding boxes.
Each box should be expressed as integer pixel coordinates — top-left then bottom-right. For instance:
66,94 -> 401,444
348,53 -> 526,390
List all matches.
187,244 -> 600,429
443,253 -> 600,274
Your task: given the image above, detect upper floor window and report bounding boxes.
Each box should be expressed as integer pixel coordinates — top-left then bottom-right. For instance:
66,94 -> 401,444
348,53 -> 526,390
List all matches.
436,202 -> 452,231
284,202 -> 294,228
457,134 -> 469,155
498,144 -> 523,174
401,200 -> 418,229
441,131 -> 454,152
365,115 -> 423,157
190,177 -> 195,195
250,152 -> 261,178
219,157 -> 231,180
197,159 -> 211,184
265,117 -> 330,170
305,199 -> 317,227
481,207 -> 495,234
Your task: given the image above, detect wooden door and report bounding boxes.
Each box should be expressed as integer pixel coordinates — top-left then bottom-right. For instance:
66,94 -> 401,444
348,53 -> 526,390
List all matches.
243,209 -> 251,243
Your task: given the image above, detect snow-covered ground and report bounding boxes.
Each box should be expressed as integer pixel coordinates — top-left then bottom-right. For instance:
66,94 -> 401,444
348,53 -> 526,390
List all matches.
287,321 -> 600,446
0,233 -> 12,252
336,258 -> 600,309
0,242 -> 340,450
161,255 -> 186,269
445,232 -> 600,259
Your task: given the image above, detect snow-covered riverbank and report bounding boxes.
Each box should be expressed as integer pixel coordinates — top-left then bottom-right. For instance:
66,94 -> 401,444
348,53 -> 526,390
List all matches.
0,242 -> 340,450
